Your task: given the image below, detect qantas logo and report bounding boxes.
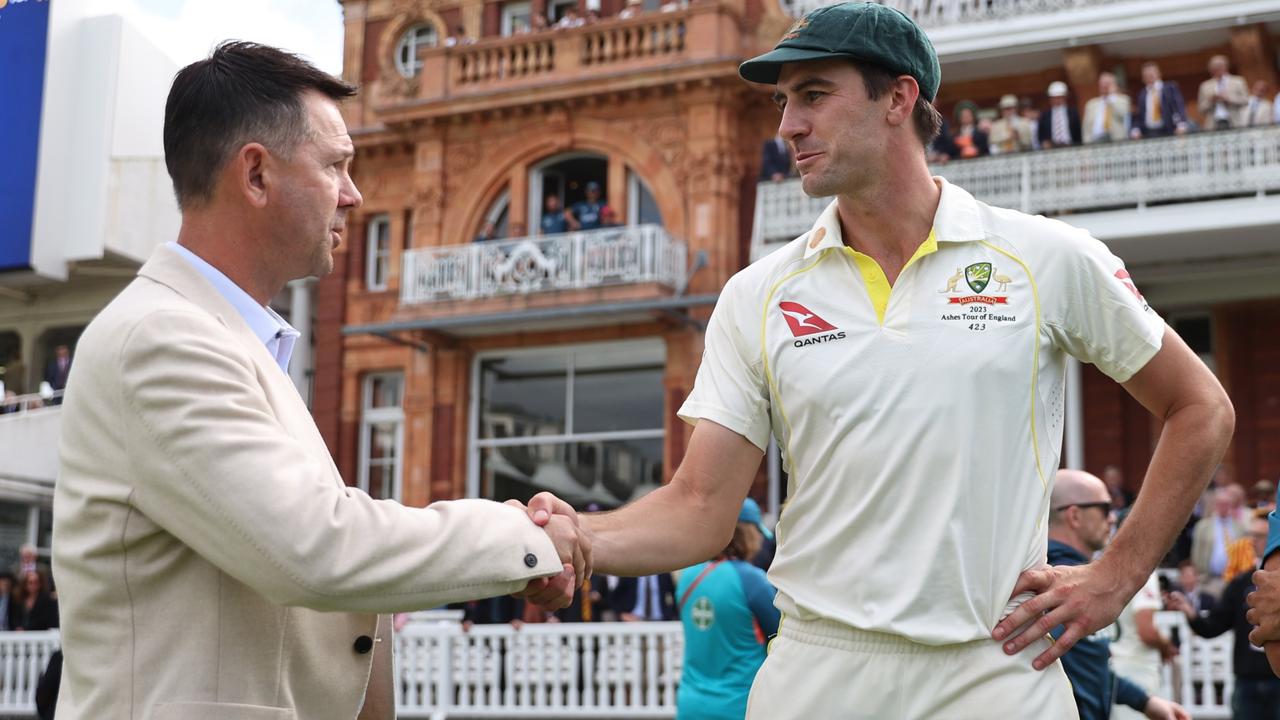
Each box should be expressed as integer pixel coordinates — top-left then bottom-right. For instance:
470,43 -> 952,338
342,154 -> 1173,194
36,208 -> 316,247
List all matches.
779,302 -> 846,348
779,302 -> 836,336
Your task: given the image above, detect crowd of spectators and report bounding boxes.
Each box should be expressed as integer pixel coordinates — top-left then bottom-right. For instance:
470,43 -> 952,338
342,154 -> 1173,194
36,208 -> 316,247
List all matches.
0,545 -> 59,633
0,345 -> 72,414
927,59 -> 1279,164
760,57 -> 1280,178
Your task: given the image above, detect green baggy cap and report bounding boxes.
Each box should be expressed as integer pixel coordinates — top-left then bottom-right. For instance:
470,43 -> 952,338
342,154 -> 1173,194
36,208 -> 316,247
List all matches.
739,2 -> 941,102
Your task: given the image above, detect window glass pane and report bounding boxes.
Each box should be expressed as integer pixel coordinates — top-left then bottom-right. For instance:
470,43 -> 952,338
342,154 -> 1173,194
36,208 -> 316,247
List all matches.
480,439 -> 662,509
368,374 -> 403,409
0,502 -> 28,570
480,354 -> 568,439
572,345 -> 664,433
636,176 -> 663,226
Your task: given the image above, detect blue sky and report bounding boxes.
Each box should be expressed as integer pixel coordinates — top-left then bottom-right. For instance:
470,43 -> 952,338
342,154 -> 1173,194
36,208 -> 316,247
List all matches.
105,0 -> 344,73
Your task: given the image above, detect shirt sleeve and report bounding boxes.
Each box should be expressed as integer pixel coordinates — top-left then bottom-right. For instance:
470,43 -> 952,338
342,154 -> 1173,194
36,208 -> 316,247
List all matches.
1266,505 -> 1279,562
1042,228 -> 1165,383
677,276 -> 772,451
1114,674 -> 1150,713
736,563 -> 781,637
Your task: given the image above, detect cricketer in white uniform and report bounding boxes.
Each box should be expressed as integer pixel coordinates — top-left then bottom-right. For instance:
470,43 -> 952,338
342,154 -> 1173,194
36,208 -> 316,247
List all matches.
520,3 -> 1235,718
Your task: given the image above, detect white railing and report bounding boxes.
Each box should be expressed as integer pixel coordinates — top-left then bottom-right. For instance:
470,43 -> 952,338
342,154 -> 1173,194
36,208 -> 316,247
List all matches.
0,631 -> 58,716
0,616 -> 1236,718
395,620 -> 682,717
783,0 -> 1129,26
401,225 -> 687,305
0,390 -> 63,417
1155,611 -> 1232,719
752,126 -> 1280,258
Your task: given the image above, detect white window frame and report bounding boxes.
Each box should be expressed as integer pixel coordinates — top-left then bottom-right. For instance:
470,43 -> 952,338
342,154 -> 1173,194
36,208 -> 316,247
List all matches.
394,23 -> 440,78
501,1 -> 532,36
359,372 -> 405,502
365,214 -> 392,291
468,339 -> 666,500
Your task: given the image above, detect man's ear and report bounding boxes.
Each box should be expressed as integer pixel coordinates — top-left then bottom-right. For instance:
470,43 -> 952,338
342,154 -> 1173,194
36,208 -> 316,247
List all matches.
235,143 -> 271,209
887,76 -> 920,128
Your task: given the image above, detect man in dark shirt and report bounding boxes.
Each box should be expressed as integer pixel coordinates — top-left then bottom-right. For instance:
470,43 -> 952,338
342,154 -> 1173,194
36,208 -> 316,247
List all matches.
566,182 -> 604,231
540,195 -> 567,235
1048,470 -> 1188,720
1171,510 -> 1279,718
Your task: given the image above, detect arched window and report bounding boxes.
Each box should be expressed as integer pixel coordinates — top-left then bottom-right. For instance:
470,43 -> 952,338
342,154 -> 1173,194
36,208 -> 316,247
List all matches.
395,24 -> 439,78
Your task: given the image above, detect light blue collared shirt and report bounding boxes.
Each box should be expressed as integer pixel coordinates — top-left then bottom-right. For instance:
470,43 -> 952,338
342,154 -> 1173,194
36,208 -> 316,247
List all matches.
168,242 -> 299,374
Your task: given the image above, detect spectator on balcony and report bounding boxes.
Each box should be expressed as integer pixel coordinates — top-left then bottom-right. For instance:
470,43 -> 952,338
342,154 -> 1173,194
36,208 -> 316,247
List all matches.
1037,81 -> 1081,149
1197,55 -> 1248,131
1170,510 -> 1280,717
12,544 -> 50,589
660,0 -> 686,12
1132,62 -> 1188,139
1245,80 -> 1274,127
565,181 -> 605,231
1018,96 -> 1042,150
555,7 -> 585,29
599,206 -> 622,228
0,572 -> 13,630
947,100 -> 988,159
0,389 -> 19,415
926,118 -> 953,163
676,499 -> 779,720
585,8 -> 601,23
988,94 -> 1034,155
2,348 -> 27,397
473,221 -> 500,243
760,133 -> 794,181
528,12 -> 550,32
541,195 -> 568,235
611,573 -> 676,622
44,344 -> 72,404
1253,480 -> 1277,511
1192,488 -> 1248,597
619,0 -> 644,19
9,570 -> 58,632
1083,72 -> 1131,144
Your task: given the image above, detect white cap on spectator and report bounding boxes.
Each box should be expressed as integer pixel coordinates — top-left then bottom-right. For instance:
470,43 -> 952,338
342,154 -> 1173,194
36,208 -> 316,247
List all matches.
999,94 -> 1018,109
1047,81 -> 1069,98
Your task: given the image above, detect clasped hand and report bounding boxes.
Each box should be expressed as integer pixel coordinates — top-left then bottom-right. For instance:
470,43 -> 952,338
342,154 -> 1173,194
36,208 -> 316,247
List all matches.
508,492 -> 592,611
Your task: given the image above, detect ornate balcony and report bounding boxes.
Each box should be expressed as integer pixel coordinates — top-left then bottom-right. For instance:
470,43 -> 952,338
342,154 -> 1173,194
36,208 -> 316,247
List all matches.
374,3 -> 742,120
401,225 -> 687,305
752,126 -> 1280,259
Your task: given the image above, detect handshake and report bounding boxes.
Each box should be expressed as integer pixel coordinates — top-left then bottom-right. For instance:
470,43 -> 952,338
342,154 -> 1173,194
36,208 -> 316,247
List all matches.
508,492 -> 594,611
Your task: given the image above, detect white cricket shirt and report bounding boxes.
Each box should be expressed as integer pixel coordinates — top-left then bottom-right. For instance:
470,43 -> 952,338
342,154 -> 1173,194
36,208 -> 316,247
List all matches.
679,178 -> 1164,644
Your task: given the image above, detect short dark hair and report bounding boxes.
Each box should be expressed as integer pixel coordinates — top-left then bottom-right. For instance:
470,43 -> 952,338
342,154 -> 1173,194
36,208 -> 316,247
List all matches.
163,41 -> 357,210
849,59 -> 943,148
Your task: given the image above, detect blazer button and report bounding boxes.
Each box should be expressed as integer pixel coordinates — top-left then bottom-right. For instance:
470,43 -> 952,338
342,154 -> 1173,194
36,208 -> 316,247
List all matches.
353,635 -> 374,654
524,553 -> 538,568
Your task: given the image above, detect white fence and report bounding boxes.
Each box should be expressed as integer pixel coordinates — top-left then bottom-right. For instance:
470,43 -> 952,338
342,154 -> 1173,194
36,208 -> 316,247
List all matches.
751,126 -> 1280,259
782,0 -> 1127,25
0,614 -> 1238,718
401,225 -> 687,305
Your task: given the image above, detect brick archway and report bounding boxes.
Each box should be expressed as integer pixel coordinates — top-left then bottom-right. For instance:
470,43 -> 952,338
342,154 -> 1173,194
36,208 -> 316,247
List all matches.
455,118 -> 688,244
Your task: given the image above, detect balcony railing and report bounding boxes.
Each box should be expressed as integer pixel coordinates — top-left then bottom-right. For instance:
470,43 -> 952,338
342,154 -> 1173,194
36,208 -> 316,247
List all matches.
752,126 -> 1280,257
783,0 -> 1129,26
401,225 -> 687,305
0,614 -> 1231,718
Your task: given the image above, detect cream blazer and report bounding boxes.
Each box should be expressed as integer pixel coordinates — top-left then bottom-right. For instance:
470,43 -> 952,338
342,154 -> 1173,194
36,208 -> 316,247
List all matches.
53,245 -> 563,720
1197,74 -> 1249,128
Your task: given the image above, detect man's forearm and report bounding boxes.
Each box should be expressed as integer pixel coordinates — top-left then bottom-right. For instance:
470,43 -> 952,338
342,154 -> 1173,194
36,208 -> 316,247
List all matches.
1100,400 -> 1232,590
584,475 -> 738,576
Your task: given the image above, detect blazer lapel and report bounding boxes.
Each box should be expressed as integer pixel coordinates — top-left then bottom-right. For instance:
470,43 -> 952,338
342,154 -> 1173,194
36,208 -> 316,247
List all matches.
137,246 -> 342,481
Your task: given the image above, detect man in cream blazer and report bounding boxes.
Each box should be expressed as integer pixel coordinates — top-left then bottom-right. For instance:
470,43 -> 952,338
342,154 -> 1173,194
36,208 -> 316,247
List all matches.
1197,55 -> 1249,130
1082,72 -> 1131,144
53,42 -> 586,720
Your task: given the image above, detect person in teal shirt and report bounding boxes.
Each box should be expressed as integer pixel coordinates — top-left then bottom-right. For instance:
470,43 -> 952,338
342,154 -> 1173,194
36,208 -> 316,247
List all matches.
676,500 -> 780,720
